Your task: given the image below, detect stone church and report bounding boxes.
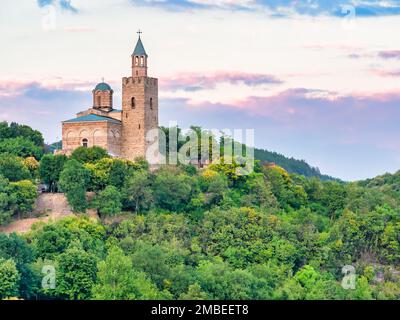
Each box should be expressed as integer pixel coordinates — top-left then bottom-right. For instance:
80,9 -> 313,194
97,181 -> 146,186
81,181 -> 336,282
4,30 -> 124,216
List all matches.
61,34 -> 159,161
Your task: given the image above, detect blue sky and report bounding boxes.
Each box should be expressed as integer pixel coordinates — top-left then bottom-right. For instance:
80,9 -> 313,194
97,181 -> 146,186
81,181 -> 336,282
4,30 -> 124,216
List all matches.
1,0 -> 400,180
36,0 -> 400,17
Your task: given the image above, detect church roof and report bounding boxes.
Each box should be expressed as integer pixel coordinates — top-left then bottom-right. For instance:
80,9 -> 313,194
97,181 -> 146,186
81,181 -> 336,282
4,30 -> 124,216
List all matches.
94,82 -> 112,91
63,114 -> 121,125
132,37 -> 148,57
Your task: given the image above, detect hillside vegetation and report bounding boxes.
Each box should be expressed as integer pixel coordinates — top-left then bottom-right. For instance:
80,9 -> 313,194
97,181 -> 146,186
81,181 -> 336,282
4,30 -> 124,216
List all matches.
0,121 -> 399,300
254,148 -> 338,181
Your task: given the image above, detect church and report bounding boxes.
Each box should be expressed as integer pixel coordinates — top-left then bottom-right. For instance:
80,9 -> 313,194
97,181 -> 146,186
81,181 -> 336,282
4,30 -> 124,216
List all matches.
60,33 -> 159,161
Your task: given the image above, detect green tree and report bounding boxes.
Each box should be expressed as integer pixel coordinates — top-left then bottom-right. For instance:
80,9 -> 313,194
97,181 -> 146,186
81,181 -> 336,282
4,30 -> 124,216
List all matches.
199,207 -> 274,268
92,246 -> 164,300
92,186 -> 122,217
39,154 -> 68,192
178,283 -> 209,300
0,175 -> 13,225
199,169 -> 228,207
240,174 -> 278,209
0,233 -> 39,299
30,216 -> 106,260
0,122 -> 44,147
123,170 -> 153,212
9,180 -> 37,218
0,258 -> 20,299
262,165 -> 307,209
59,160 -> 90,213
320,181 -> 347,218
195,259 -> 266,299
0,137 -> 43,159
71,146 -> 110,164
153,168 -> 194,212
0,154 -> 31,182
56,242 -> 97,300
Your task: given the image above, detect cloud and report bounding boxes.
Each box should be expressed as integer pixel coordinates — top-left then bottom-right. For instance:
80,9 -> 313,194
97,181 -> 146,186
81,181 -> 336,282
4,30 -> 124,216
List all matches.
371,68 -> 400,77
0,81 -> 90,142
378,50 -> 400,60
160,71 -> 282,92
159,88 -> 400,180
170,87 -> 400,151
37,0 -> 78,13
129,0 -> 400,17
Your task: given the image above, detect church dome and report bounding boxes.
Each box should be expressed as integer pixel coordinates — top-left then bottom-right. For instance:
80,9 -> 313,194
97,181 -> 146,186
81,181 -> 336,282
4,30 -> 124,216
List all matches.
94,82 -> 112,91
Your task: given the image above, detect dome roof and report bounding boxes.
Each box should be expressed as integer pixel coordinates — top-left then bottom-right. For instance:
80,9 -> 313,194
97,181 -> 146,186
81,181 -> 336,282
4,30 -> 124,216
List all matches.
94,82 -> 112,91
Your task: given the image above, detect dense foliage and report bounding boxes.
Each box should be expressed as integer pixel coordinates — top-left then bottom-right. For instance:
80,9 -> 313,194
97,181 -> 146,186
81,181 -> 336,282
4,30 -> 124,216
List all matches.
254,148 -> 338,181
0,123 -> 400,300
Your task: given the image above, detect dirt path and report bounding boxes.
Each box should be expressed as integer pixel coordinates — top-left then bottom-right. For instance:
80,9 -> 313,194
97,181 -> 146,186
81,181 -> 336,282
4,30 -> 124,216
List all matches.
0,193 -> 98,234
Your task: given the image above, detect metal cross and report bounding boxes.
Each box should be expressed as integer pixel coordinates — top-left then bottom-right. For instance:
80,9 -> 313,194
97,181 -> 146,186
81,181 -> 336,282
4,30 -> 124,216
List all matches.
137,29 -> 143,37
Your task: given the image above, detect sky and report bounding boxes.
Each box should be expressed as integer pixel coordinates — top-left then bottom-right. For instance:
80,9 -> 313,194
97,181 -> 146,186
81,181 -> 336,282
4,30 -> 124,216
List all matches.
1,0 -> 400,180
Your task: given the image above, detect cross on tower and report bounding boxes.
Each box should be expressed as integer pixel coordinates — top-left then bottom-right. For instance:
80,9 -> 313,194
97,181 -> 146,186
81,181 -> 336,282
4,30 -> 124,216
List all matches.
137,29 -> 143,37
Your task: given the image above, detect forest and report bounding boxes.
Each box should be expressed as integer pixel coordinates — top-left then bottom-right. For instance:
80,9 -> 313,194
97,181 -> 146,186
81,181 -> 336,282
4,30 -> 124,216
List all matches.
0,121 -> 400,300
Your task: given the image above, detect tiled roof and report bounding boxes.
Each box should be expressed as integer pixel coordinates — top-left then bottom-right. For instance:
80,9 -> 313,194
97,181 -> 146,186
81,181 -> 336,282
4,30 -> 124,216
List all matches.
63,114 -> 121,125
132,37 -> 148,57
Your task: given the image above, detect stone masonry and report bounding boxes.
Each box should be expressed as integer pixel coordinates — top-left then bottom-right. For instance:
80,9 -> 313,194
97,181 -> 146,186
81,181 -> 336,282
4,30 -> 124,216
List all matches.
60,34 -> 158,161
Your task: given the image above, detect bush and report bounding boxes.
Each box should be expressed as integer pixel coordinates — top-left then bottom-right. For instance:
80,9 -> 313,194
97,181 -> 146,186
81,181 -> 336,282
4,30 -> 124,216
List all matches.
92,186 -> 122,217
71,146 -> 110,164
59,160 -> 90,213
0,154 -> 31,182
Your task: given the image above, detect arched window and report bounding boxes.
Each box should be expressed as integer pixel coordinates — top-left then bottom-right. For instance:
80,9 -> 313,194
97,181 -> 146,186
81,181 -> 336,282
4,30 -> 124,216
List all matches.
140,56 -> 144,66
131,97 -> 135,109
135,56 -> 139,66
82,138 -> 88,148
138,124 -> 141,130
97,96 -> 101,106
150,98 -> 153,110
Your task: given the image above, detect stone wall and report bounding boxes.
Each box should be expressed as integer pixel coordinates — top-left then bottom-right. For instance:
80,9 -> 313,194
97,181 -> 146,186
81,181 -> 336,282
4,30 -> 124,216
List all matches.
120,76 -> 159,161
62,121 -> 122,156
93,90 -> 113,109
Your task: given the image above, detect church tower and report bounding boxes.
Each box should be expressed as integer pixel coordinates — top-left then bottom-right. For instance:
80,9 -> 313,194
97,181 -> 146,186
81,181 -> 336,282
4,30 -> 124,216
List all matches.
92,82 -> 113,112
121,32 -> 159,161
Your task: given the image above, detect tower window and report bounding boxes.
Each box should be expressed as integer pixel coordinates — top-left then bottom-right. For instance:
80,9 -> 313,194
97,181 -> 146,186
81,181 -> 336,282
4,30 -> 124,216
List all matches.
140,56 -> 144,66
97,96 -> 101,107
131,97 -> 135,109
82,138 -> 88,148
139,124 -> 141,130
135,56 -> 139,66
150,98 -> 153,110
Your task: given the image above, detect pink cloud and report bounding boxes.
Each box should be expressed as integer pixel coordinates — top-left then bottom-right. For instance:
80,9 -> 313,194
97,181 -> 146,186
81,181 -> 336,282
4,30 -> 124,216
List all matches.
160,71 -> 282,92
183,88 -> 400,135
378,50 -> 400,60
0,79 -> 116,98
371,69 -> 400,77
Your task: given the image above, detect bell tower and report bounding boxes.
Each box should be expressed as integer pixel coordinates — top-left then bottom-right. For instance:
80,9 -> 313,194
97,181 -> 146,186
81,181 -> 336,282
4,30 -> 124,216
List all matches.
131,31 -> 148,78
121,31 -> 159,161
